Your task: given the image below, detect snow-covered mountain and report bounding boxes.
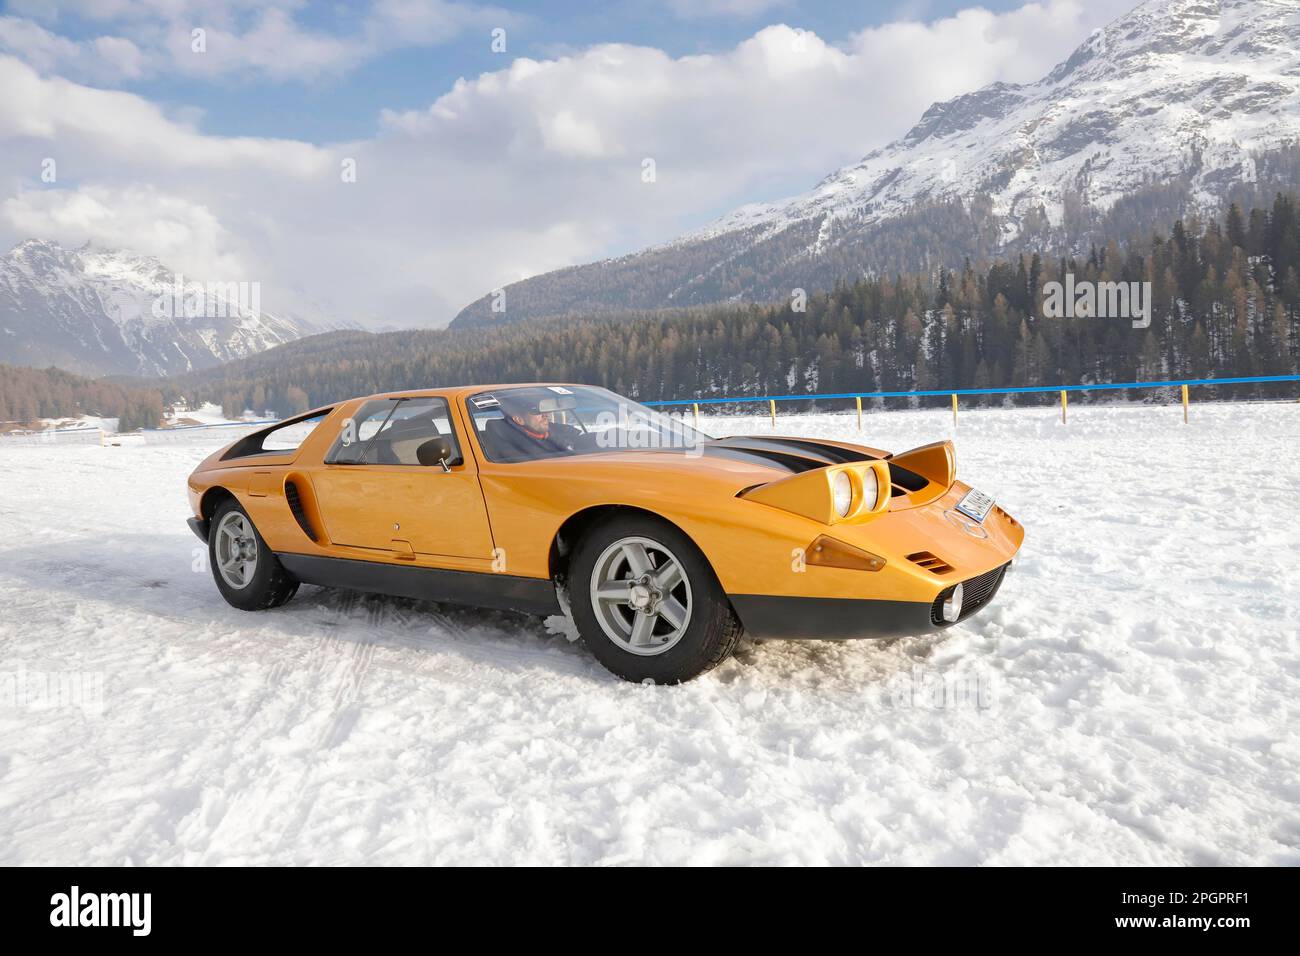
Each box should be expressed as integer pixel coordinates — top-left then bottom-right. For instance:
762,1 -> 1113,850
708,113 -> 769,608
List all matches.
699,0 -> 1299,241
0,240 -> 328,377
453,0 -> 1300,327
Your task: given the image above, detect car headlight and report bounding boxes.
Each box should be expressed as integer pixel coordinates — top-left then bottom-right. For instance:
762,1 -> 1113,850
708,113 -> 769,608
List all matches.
740,461 -> 891,525
832,471 -> 853,517
859,465 -> 879,512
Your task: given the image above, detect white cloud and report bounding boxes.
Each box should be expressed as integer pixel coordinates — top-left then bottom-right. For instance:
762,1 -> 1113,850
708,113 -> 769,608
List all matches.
1,184 -> 248,279
0,16 -> 145,83
0,56 -> 329,171
0,0 -> 1136,327
539,109 -> 612,159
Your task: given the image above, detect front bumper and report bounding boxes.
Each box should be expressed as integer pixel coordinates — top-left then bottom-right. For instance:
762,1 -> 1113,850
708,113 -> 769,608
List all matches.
928,562 -> 1009,626
187,516 -> 209,543
730,561 -> 1010,640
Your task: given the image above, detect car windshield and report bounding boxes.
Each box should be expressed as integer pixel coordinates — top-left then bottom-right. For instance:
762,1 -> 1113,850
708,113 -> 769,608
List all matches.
467,385 -> 710,463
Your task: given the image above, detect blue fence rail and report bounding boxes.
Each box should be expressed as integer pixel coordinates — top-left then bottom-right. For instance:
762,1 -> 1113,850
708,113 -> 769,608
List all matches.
16,376 -> 1287,440
642,374 -> 1300,408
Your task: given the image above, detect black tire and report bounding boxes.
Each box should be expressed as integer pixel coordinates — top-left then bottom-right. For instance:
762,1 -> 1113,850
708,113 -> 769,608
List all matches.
569,514 -> 742,683
208,498 -> 299,611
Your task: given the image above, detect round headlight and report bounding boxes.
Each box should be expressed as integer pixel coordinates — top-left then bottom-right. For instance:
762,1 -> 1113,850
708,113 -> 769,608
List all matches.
860,466 -> 879,512
832,470 -> 853,517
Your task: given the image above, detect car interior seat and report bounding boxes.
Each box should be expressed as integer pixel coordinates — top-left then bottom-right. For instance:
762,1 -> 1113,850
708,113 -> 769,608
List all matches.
382,417 -> 442,465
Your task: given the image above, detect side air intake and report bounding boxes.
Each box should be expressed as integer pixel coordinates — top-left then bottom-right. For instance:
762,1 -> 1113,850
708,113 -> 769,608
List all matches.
284,480 -> 319,542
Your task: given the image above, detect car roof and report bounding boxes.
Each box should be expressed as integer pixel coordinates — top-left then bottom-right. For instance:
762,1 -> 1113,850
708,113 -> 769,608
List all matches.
360,383 -> 587,402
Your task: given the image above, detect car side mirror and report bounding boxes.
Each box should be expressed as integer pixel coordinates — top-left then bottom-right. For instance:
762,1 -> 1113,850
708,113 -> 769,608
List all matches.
416,437 -> 454,471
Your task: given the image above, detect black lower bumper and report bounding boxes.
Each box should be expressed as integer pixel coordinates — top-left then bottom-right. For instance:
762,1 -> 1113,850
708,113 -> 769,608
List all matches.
187,516 -> 209,543
730,562 -> 1010,640
729,594 -> 935,640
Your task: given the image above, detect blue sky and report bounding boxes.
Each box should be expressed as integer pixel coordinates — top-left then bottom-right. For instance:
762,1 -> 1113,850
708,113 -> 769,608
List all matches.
9,0 -> 1036,142
0,0 -> 1132,325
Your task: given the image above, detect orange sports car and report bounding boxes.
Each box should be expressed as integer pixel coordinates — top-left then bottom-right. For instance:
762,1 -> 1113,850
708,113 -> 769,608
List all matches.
186,384 -> 1024,682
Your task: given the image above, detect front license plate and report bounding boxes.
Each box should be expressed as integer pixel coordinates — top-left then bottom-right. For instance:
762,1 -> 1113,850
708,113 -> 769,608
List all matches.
956,488 -> 994,523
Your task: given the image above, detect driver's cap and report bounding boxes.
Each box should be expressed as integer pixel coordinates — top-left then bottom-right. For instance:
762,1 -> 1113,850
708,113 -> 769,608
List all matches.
498,391 -> 544,418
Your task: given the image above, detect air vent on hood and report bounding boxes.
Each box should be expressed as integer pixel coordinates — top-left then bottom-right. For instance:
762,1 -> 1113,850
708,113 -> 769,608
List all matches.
907,551 -> 954,575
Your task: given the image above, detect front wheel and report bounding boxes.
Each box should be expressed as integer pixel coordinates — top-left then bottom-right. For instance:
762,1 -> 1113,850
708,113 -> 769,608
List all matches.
209,498 -> 299,611
569,515 -> 741,683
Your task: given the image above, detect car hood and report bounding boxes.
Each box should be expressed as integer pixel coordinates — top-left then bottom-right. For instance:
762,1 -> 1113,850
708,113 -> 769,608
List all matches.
512,435 -> 891,495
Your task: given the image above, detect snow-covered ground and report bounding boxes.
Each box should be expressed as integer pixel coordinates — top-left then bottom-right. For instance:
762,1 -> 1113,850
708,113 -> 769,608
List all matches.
0,402 -> 1297,865
168,402 -> 241,426
0,414 -> 117,437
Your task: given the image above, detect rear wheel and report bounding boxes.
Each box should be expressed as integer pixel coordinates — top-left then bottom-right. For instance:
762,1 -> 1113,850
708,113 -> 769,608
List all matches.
570,515 -> 741,683
209,498 -> 299,611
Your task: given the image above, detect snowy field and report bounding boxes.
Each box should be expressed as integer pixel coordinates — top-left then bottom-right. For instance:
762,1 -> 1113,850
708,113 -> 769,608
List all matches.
0,401 -> 1297,865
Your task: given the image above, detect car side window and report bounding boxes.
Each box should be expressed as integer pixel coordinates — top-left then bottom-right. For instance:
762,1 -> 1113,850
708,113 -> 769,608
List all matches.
221,408 -> 333,459
325,398 -> 462,466
261,413 -> 330,452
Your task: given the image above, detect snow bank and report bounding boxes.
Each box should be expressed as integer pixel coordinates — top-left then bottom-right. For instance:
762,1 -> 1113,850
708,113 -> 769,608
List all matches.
0,402 -> 1296,864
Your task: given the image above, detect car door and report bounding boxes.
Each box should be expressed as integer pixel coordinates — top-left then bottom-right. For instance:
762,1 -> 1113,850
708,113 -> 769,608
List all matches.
311,396 -> 496,561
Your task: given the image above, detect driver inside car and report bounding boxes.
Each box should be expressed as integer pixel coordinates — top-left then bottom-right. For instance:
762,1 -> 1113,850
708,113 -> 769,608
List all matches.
495,392 -> 586,458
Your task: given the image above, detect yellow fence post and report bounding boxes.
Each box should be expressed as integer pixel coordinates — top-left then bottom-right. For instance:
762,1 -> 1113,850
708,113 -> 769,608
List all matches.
952,393 -> 958,429
769,399 -> 777,429
855,396 -> 863,432
1182,384 -> 1189,424
1060,389 -> 1068,424
692,402 -> 699,429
